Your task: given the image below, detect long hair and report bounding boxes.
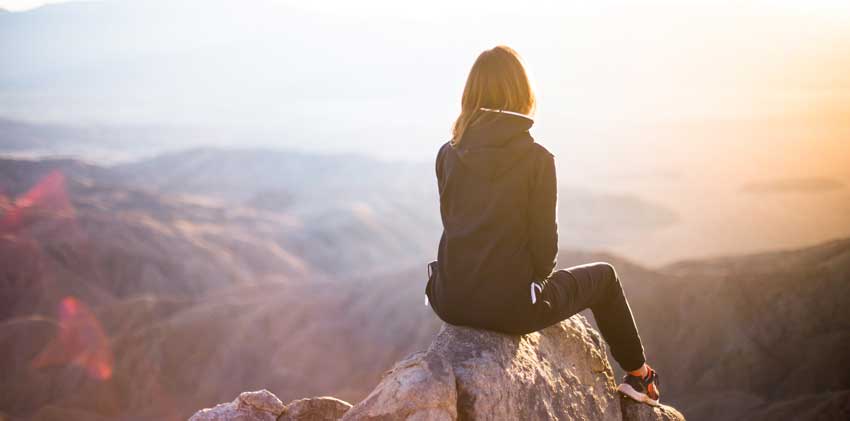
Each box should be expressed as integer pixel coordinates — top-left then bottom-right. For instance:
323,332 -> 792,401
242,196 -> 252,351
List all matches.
451,45 -> 536,146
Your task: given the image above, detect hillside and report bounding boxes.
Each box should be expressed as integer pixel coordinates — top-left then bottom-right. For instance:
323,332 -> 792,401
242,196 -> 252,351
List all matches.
0,156 -> 442,419
651,239 -> 850,420
554,243 -> 850,420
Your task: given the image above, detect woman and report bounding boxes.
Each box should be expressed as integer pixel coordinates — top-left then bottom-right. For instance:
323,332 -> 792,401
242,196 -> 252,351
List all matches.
424,45 -> 661,406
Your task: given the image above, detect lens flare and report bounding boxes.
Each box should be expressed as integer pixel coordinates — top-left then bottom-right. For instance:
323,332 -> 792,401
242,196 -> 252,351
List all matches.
0,170 -> 74,232
31,296 -> 114,381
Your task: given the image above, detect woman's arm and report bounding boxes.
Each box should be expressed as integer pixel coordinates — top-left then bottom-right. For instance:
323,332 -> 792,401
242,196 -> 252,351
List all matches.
528,151 -> 558,284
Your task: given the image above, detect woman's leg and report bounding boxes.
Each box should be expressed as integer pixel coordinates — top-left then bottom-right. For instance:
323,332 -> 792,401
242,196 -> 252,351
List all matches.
535,261 -> 646,372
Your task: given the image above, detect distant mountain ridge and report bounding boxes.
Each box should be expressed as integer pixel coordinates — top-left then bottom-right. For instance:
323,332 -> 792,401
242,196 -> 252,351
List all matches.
1,146 -> 679,269
634,238 -> 850,420
108,147 -> 678,256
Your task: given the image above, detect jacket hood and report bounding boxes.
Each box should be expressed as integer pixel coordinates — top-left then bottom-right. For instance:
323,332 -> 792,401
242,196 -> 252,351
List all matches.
452,110 -> 536,180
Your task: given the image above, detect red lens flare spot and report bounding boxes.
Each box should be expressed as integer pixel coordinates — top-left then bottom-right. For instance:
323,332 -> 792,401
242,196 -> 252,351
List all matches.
60,296 -> 80,317
1,170 -> 74,232
32,296 -> 114,381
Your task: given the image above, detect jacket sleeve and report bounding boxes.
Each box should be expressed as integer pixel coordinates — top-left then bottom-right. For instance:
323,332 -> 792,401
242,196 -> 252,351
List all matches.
529,151 -> 558,283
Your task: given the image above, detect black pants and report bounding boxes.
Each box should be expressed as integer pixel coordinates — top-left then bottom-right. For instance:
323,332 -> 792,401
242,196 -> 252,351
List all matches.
519,262 -> 646,372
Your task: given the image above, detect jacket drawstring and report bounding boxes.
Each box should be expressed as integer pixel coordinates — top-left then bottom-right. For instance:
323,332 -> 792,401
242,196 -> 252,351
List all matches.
530,281 -> 543,304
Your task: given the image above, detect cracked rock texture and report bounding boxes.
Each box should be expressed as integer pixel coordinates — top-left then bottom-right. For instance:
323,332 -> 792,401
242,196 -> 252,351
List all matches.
190,316 -> 684,421
189,390 -> 351,421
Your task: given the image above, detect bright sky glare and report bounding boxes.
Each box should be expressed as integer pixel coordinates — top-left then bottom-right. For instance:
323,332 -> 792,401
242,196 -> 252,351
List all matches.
3,0 -> 850,16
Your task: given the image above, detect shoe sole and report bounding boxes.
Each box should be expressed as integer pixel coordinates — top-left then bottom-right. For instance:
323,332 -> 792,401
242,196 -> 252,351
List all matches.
617,383 -> 660,407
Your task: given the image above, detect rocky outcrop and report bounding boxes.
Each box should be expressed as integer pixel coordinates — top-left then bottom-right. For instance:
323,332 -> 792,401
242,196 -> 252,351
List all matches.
190,315 -> 684,421
621,396 -> 685,421
279,397 -> 355,421
342,315 -> 683,421
188,390 -> 351,421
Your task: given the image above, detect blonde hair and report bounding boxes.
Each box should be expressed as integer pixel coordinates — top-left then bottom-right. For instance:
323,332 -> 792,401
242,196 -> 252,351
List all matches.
451,45 -> 536,146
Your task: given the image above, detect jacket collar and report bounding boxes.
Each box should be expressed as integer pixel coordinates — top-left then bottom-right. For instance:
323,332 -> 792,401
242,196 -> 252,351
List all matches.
478,107 -> 534,121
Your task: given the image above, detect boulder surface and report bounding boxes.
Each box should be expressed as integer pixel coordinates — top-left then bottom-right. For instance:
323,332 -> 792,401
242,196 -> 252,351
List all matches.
190,316 -> 684,420
189,390 -> 351,421
343,315 -> 683,421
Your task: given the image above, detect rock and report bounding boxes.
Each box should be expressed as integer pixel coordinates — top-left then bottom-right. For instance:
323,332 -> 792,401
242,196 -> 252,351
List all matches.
621,397 -> 685,421
189,390 -> 352,421
189,315 -> 685,421
340,351 -> 457,421
343,315 -> 684,421
280,396 -> 353,421
236,390 -> 287,414
189,390 -> 285,421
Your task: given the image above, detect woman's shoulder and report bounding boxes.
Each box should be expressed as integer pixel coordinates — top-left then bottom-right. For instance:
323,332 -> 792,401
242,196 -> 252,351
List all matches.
531,142 -> 555,159
438,140 -> 453,153
436,140 -> 454,161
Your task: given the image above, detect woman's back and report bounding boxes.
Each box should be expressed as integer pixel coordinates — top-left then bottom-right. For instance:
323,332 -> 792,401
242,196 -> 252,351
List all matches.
428,109 -> 558,331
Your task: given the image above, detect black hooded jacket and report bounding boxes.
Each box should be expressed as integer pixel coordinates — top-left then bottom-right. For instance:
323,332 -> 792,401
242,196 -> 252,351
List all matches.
426,110 -> 558,332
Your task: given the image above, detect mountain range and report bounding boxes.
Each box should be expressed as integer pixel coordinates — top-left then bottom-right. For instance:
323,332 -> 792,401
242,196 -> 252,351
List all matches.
1,151 -> 848,420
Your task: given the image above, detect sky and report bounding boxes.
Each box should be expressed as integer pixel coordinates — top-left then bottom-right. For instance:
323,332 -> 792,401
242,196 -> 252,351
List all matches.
5,2 -> 850,116
2,0 -> 849,173
4,0 -> 850,16
0,0 -> 635,13
2,0 -> 849,158
0,0 -> 66,11
2,0 -> 849,262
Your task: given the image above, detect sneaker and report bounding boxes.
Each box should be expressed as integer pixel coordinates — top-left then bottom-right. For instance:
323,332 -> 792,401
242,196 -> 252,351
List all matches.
617,365 -> 661,406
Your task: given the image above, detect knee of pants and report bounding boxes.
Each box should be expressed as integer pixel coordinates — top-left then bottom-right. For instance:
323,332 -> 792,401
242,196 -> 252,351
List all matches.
596,261 -> 622,292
